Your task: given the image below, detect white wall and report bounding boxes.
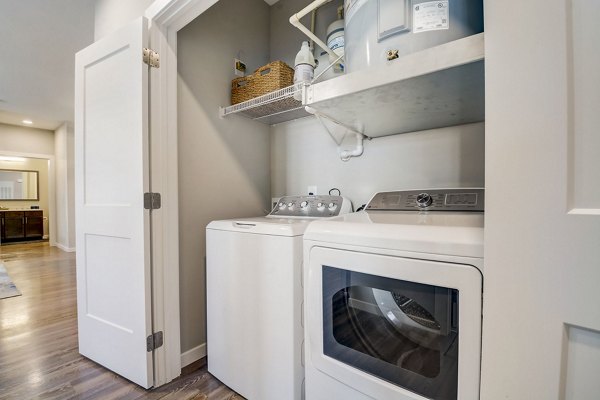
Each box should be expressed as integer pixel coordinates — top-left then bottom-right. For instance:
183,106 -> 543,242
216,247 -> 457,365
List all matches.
481,0 -> 600,398
272,120 -> 485,206
269,0 -> 484,206
0,123 -> 55,155
177,0 -> 271,354
94,0 -> 155,40
54,122 -> 76,251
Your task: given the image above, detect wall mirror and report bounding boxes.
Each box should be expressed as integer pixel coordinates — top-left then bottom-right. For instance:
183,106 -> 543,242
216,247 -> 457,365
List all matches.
0,169 -> 39,201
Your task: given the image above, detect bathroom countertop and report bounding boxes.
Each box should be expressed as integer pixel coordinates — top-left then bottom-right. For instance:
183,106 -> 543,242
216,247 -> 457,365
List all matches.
0,209 -> 44,212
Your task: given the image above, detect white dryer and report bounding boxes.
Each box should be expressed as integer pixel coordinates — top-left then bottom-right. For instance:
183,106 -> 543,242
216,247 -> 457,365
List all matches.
303,189 -> 484,400
206,195 -> 351,400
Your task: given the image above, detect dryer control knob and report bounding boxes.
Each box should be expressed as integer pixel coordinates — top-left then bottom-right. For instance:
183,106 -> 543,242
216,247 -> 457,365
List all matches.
287,202 -> 294,209
278,202 -> 285,209
328,202 -> 337,210
300,201 -> 309,208
416,193 -> 433,208
317,202 -> 325,210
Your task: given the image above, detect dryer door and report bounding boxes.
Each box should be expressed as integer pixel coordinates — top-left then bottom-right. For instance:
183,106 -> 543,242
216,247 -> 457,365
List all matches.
306,247 -> 482,400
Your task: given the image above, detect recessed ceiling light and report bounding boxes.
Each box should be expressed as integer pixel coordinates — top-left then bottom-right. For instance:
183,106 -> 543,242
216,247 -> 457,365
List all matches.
22,119 -> 33,125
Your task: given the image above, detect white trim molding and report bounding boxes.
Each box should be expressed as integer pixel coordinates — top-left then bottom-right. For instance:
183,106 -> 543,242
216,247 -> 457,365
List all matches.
142,0 -> 218,387
180,343 -> 207,368
55,243 -> 76,253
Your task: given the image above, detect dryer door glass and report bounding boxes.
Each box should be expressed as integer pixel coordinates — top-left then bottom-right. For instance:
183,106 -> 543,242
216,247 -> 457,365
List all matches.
322,265 -> 459,400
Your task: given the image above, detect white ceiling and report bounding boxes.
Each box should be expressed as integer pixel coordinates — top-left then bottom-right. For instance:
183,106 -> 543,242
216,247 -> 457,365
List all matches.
0,0 -> 95,131
0,0 -> 279,132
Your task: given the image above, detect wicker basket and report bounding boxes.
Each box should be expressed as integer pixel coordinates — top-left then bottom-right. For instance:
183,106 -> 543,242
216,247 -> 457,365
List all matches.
231,61 -> 294,105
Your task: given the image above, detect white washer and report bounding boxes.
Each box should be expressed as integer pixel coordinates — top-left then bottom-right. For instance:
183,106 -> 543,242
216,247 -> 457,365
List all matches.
206,195 -> 351,400
303,189 -> 484,400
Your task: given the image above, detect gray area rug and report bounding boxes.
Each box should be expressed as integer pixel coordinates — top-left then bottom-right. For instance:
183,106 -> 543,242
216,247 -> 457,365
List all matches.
0,263 -> 21,299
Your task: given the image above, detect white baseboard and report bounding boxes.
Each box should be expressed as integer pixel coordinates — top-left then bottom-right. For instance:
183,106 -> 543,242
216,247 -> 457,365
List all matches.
181,343 -> 206,368
55,243 -> 76,252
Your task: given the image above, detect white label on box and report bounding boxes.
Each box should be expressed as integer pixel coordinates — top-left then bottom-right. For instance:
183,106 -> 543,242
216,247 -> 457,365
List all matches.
413,1 -> 449,33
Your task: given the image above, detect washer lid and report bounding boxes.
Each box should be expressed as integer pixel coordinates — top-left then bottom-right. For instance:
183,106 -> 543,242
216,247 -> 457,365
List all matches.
304,211 -> 484,257
207,216 -> 312,237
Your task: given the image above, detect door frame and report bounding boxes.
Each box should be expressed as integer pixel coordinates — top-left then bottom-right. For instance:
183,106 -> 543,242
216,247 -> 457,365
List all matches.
143,0 -> 219,386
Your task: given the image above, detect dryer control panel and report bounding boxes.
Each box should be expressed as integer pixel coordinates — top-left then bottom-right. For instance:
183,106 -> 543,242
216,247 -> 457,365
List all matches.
366,188 -> 484,212
268,195 -> 352,218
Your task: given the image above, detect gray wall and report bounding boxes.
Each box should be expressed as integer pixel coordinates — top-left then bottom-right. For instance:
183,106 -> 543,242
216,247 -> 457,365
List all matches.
177,0 -> 271,353
270,0 -> 342,66
54,122 -> 76,250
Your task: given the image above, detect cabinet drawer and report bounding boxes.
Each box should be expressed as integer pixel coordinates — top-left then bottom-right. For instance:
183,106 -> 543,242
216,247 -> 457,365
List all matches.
4,211 -> 24,218
25,211 -> 43,218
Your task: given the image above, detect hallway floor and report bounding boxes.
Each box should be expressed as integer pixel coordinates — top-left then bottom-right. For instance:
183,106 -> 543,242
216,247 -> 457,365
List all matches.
0,242 -> 243,399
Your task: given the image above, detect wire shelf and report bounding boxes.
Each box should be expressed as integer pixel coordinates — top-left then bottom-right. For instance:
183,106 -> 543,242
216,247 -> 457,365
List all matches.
220,83 -> 310,125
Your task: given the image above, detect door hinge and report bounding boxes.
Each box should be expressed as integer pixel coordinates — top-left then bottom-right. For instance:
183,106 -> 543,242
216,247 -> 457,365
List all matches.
143,48 -> 160,68
144,192 -> 162,210
147,331 -> 164,352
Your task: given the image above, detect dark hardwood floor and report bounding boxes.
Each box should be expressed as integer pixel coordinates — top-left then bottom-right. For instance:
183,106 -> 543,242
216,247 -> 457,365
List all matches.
0,242 -> 243,400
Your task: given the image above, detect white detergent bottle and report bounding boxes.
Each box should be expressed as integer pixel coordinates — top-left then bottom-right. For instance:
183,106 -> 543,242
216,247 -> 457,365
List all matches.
293,41 -> 316,85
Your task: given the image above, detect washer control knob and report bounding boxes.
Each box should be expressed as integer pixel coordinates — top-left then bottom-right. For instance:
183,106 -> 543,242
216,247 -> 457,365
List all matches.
287,202 -> 294,209
300,201 -> 309,208
278,202 -> 285,209
317,202 -> 325,210
328,202 -> 337,210
416,193 -> 433,208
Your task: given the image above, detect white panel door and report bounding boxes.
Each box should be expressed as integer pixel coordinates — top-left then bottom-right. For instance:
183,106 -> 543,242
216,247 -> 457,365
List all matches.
482,0 -> 600,398
74,17 -> 153,388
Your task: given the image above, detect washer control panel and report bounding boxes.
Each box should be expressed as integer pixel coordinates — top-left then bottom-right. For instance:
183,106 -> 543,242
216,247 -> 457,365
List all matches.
269,195 -> 351,218
366,189 -> 484,212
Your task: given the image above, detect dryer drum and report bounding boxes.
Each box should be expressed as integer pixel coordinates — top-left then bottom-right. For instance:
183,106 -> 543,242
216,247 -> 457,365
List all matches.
332,287 -> 442,378
392,292 -> 441,330
324,271 -> 460,392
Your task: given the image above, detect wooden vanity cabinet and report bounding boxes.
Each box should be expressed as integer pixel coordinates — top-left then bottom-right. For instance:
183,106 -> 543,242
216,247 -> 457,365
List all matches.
0,210 -> 44,242
25,211 -> 44,238
2,212 -> 25,240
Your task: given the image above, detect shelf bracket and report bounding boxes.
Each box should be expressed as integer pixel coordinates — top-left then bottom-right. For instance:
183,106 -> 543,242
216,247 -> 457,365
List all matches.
311,53 -> 345,84
305,106 -> 368,161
